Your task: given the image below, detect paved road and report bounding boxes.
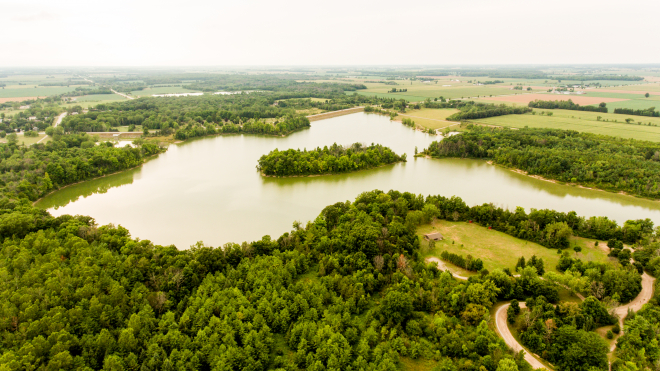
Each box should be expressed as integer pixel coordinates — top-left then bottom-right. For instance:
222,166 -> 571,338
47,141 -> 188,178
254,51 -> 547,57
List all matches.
53,111 -> 67,127
111,89 -> 134,100
36,112 -> 68,144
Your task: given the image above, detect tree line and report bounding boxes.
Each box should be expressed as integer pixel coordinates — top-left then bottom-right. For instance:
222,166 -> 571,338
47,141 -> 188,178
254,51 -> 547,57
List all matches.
440,251 -> 484,271
528,99 -> 608,113
446,104 -> 532,121
420,126 -> 660,199
257,143 -> 406,176
613,107 -> 659,117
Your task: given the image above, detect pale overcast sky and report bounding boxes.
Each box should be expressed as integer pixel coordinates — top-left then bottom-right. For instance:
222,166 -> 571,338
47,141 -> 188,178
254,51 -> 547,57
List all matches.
3,0 -> 659,66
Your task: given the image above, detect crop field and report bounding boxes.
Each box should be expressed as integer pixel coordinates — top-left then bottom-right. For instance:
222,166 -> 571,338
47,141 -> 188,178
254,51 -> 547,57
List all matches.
130,86 -> 202,97
473,109 -> 660,141
417,220 -> 608,273
0,74 -> 76,85
397,108 -> 460,129
598,83 -> 660,93
482,93 -> 627,106
0,86 -> 80,98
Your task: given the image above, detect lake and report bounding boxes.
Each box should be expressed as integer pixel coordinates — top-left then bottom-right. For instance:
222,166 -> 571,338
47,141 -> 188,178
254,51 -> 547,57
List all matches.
36,112 -> 660,248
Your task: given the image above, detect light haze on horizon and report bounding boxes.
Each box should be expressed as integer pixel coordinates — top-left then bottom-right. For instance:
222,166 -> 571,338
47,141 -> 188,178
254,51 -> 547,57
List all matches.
3,0 -> 660,67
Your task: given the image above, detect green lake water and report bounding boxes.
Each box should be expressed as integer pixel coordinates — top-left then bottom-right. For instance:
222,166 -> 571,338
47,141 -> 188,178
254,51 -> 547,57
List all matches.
36,112 -> 660,248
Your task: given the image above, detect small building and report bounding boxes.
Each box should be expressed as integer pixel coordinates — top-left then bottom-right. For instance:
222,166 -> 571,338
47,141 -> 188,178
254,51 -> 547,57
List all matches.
28,116 -> 37,121
423,232 -> 444,241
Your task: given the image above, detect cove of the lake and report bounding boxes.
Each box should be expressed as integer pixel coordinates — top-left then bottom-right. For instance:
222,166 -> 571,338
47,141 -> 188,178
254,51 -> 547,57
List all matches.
36,112 -> 660,248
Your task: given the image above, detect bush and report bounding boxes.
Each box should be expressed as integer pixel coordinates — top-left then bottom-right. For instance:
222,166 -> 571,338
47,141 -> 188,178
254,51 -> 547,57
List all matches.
607,330 -> 614,339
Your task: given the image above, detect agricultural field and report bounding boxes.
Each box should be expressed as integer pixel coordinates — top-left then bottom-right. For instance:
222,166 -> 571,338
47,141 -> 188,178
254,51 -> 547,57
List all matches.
130,86 -> 202,97
337,77 -> 522,102
417,220 -> 609,274
0,86 -> 81,98
397,108 -> 460,129
481,93 -> 627,106
472,109 -> 660,141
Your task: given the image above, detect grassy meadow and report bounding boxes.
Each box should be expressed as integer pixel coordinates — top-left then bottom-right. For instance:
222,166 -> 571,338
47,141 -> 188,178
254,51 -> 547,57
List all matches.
417,220 -> 609,274
73,94 -> 128,102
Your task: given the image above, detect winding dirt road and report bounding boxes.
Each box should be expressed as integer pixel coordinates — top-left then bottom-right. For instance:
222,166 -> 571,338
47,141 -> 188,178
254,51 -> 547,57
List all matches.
427,256 -> 656,369
496,302 -> 548,370
609,272 -> 656,351
425,257 -> 469,280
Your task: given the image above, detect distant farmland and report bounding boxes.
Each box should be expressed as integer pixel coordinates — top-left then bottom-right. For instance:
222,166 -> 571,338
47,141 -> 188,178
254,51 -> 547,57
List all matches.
472,109 -> 660,141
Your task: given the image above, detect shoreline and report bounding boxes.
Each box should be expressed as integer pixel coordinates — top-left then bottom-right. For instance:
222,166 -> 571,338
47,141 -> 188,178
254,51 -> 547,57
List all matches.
32,151 -> 164,206
482,160 -> 653,201
34,108 -> 369,204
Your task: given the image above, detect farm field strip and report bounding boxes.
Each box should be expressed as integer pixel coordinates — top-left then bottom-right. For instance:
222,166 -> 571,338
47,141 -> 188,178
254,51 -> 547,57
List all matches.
474,112 -> 660,142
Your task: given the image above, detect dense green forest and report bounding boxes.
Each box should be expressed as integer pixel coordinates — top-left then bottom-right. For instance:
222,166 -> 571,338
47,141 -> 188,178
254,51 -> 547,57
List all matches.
0,70 -> 658,370
528,99 -> 608,113
1,186 -> 650,371
257,143 -> 406,176
420,126 -> 660,199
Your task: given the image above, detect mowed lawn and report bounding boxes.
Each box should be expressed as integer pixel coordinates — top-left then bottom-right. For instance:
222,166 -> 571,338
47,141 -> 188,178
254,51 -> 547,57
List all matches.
397,108 -> 460,129
418,220 -> 609,273
473,109 -> 660,142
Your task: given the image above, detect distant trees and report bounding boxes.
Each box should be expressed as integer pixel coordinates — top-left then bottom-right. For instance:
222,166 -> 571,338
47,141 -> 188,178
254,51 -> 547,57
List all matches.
446,103 -> 531,121
528,99 -> 608,113
613,107 -> 659,117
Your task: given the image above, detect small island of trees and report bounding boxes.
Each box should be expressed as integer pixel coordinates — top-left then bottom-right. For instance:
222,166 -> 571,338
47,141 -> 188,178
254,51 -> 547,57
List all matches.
257,142 -> 406,176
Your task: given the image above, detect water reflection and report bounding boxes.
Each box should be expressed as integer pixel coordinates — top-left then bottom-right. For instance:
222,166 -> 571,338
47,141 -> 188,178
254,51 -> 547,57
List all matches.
35,112 -> 660,248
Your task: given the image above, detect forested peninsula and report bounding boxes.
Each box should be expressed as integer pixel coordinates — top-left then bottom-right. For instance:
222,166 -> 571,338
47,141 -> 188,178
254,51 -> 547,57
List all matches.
420,126 -> 660,199
257,143 -> 406,177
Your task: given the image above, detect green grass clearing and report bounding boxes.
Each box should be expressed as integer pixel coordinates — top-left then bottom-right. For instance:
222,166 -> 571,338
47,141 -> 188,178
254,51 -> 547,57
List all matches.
0,133 -> 48,146
417,220 -> 609,274
397,108 -> 460,130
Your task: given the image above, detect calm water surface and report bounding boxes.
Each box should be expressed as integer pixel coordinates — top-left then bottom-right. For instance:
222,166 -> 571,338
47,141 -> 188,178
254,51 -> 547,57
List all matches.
36,113 -> 660,248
